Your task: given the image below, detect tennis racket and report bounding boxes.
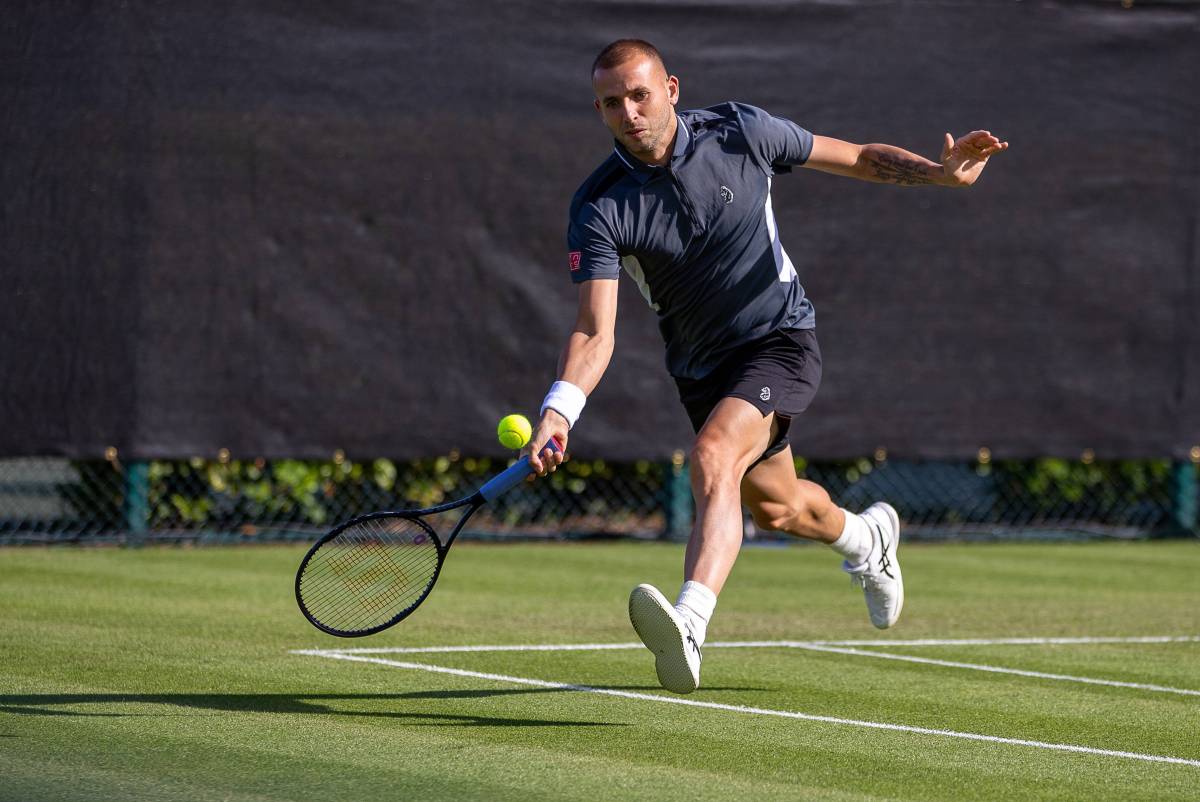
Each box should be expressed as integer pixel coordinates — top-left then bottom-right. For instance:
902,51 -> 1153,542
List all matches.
295,438 -> 561,637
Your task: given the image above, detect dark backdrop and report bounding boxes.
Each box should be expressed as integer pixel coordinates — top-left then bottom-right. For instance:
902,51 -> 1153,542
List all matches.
2,1 -> 1198,460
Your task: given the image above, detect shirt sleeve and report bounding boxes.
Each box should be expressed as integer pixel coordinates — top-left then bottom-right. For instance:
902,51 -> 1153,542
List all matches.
566,206 -> 622,284
735,103 -> 814,175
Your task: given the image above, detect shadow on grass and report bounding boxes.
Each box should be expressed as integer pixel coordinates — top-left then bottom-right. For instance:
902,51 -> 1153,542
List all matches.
0,693 -> 624,727
394,686 -> 763,700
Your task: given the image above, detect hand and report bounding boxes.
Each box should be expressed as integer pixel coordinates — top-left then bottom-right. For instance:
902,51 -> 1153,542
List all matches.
940,130 -> 1008,187
524,409 -> 569,477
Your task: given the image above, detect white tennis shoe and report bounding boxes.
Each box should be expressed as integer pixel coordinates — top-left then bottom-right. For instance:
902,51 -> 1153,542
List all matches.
843,502 -> 904,629
628,583 -> 702,694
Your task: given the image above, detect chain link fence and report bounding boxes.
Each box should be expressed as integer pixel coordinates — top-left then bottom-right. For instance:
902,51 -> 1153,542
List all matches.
1,452 -> 1196,545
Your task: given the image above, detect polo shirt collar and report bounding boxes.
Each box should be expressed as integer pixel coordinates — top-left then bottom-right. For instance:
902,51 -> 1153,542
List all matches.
670,115 -> 691,161
612,115 -> 690,184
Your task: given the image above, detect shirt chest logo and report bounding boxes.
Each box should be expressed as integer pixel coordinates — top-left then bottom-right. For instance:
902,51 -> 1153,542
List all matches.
719,186 -> 734,205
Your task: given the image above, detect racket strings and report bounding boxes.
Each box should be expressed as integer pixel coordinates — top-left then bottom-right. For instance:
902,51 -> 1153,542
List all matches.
298,516 -> 441,633
303,522 -> 436,626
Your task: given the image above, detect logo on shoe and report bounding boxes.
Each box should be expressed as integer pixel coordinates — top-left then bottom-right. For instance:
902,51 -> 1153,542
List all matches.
759,386 -> 771,401
876,527 -> 895,579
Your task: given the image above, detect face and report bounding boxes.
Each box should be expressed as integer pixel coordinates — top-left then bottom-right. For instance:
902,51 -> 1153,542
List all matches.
592,55 -> 679,165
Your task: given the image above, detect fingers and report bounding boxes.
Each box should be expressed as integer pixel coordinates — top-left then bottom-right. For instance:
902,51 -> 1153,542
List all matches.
954,130 -> 1009,160
941,132 -> 953,162
543,445 -> 565,472
529,444 -> 565,478
526,441 -> 549,474
526,415 -> 569,477
526,446 -> 543,474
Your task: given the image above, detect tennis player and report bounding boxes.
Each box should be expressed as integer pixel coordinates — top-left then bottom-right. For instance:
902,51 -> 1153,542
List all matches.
525,39 -> 1007,693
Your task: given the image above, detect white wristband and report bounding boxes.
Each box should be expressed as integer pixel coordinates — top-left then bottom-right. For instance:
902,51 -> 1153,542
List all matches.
540,380 -> 586,429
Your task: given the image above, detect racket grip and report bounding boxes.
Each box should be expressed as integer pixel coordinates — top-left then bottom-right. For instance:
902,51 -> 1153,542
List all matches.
479,438 -> 562,503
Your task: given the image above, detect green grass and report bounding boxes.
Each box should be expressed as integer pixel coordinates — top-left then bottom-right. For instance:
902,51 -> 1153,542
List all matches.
1,540 -> 1198,801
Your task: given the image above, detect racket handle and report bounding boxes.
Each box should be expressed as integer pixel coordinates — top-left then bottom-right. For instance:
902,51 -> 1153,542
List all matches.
479,438 -> 562,502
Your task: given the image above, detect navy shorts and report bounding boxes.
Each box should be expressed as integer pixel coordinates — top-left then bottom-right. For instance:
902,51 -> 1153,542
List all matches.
673,327 -> 822,465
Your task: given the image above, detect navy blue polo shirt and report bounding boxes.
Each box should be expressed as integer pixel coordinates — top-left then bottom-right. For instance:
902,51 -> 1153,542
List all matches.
567,102 -> 815,381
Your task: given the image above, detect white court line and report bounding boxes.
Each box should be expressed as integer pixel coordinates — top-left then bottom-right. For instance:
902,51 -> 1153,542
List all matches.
304,634 -> 1200,655
789,644 -> 1200,697
293,634 -> 1200,699
305,642 -> 645,655
742,636 -> 1200,647
294,650 -> 1200,769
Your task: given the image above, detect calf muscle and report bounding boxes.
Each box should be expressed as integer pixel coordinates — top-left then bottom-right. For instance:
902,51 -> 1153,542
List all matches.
741,447 -> 844,543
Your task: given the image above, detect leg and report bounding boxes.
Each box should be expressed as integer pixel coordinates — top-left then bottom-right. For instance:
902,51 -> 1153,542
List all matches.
740,441 -> 844,543
741,437 -> 905,629
683,396 -> 777,594
626,396 -> 773,694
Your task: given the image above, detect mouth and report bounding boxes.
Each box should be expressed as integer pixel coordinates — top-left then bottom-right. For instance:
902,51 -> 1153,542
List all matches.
624,128 -> 647,138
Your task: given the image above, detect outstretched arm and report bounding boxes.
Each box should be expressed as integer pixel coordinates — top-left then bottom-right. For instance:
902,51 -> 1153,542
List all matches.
526,278 -> 618,475
803,131 -> 1008,187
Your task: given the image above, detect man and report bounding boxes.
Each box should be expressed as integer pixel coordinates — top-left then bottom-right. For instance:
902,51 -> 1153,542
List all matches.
524,39 -> 1007,694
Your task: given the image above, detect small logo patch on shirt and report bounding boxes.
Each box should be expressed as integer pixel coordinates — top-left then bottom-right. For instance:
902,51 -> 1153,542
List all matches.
760,386 -> 771,401
720,186 -> 734,205
568,251 -> 582,271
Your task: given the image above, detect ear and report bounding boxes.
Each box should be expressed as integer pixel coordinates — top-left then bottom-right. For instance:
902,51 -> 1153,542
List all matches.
667,75 -> 679,106
594,98 -> 602,115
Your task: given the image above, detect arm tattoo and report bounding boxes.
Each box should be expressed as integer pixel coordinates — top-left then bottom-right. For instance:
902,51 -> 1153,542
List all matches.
863,152 -> 937,185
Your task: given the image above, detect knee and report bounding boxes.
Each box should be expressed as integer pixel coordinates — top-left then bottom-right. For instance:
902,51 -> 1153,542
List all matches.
688,439 -> 741,493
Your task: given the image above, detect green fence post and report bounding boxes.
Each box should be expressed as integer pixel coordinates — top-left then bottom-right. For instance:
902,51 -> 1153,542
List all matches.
123,460 -> 149,546
663,450 -> 692,542
1170,460 -> 1198,535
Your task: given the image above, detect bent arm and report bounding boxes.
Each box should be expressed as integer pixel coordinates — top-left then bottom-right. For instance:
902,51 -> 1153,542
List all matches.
803,130 -> 1006,188
804,135 -> 948,186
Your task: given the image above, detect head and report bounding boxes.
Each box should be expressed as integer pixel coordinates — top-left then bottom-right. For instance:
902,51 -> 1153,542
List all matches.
591,39 -> 679,165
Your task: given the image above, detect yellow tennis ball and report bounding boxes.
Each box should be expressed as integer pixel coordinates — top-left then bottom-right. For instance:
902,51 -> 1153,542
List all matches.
497,414 -> 532,449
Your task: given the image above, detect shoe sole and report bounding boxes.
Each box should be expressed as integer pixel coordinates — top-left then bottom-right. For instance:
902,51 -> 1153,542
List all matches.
874,502 -> 904,629
628,584 -> 699,694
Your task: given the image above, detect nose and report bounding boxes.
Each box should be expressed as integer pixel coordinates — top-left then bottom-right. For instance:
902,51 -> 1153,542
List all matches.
621,98 -> 639,123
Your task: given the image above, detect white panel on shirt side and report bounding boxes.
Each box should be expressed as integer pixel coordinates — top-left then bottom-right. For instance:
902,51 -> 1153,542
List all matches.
764,177 -> 798,283
620,255 -> 661,311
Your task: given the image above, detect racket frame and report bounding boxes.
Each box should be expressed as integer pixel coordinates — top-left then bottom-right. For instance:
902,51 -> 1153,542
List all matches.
294,492 -> 484,637
295,438 -> 560,637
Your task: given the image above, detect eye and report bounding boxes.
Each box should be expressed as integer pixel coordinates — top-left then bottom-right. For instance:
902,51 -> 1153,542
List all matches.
634,91 -> 649,101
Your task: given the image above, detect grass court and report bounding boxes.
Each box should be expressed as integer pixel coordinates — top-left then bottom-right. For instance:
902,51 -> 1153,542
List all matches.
2,540 -> 1197,800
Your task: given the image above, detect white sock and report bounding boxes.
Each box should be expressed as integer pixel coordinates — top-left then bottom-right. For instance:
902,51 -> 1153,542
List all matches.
674,580 -> 717,647
829,508 -> 874,567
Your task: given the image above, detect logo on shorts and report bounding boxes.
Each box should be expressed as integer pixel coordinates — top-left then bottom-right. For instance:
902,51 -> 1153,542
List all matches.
720,186 -> 734,205
760,386 -> 771,401
568,251 -> 582,271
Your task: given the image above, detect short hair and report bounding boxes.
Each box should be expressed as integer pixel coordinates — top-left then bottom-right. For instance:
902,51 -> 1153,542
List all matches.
591,39 -> 667,79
